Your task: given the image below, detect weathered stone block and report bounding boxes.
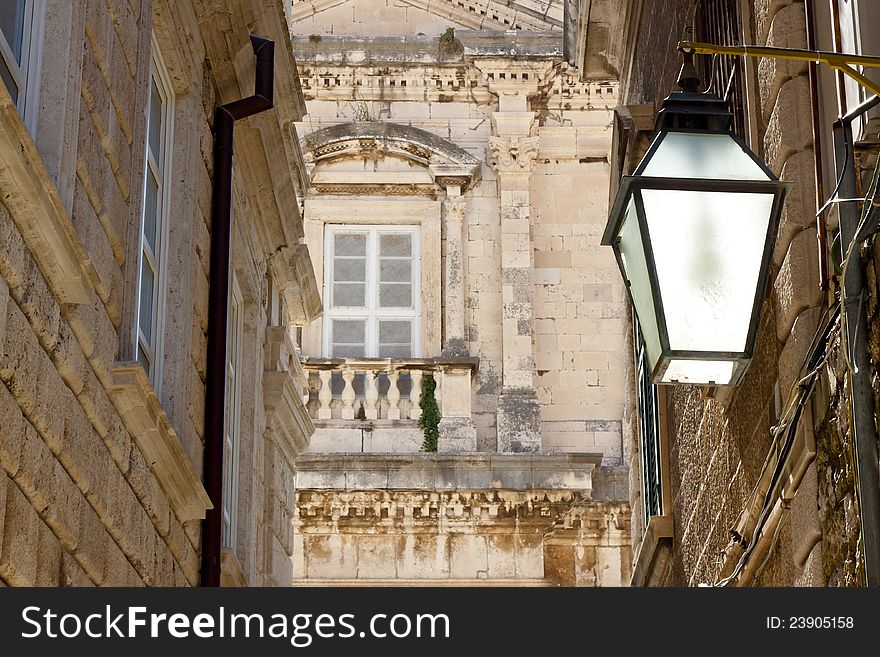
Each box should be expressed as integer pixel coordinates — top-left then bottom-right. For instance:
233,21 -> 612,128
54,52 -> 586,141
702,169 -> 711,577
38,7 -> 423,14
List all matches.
774,149 -> 817,267
764,76 -> 813,175
497,391 -> 541,452
0,478 -> 40,585
777,306 -> 821,396
757,3 -> 808,119
438,416 -> 478,452
773,228 -> 822,342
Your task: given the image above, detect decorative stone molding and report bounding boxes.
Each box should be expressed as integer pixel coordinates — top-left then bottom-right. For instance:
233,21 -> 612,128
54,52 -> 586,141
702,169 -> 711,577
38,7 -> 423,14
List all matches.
0,86 -> 95,305
264,326 -> 314,464
487,136 -> 541,173
268,244 -> 322,324
302,121 -> 481,193
294,452 -> 600,492
108,364 -> 212,521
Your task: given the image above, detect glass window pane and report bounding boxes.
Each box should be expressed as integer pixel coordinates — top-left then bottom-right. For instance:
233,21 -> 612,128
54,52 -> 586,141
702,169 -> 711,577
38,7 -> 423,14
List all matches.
380,258 -> 411,283
378,345 -> 411,358
0,57 -> 18,103
379,233 -> 411,257
333,282 -> 365,307
137,341 -> 151,375
143,169 -> 159,252
332,319 -> 366,345
332,345 -> 367,358
334,233 -> 366,257
0,1 -> 25,62
333,257 -> 366,282
148,77 -> 163,160
379,283 -> 411,308
138,260 -> 155,342
379,320 -> 411,345
661,360 -> 735,386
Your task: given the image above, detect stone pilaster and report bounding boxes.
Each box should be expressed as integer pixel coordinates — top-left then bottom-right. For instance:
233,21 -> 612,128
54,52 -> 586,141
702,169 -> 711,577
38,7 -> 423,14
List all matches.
488,132 -> 542,453
439,182 -> 468,357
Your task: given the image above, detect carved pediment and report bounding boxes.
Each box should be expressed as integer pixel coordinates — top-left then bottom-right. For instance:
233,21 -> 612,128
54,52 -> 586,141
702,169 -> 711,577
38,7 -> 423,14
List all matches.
302,121 -> 482,194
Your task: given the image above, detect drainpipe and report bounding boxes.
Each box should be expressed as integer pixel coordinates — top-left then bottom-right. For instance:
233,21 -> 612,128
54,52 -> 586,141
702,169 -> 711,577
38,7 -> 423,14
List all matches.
832,93 -> 880,587
201,35 -> 275,587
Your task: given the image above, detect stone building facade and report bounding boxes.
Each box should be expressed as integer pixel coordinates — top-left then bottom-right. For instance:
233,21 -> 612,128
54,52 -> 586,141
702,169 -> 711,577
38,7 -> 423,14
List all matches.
0,0 -> 319,586
288,1 -> 633,584
617,0 -> 880,587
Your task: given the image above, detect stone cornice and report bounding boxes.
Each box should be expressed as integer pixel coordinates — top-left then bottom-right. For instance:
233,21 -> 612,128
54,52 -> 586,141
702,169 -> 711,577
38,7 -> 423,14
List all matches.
294,452 -> 600,492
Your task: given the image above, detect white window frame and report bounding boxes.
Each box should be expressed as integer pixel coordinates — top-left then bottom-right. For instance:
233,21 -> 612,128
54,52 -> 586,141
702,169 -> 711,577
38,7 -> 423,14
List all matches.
322,225 -> 422,358
135,37 -> 174,391
222,275 -> 244,550
0,0 -> 45,132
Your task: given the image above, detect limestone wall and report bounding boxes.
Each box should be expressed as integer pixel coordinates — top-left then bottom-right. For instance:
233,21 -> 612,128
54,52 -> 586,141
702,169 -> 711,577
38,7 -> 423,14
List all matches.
0,0 -> 315,587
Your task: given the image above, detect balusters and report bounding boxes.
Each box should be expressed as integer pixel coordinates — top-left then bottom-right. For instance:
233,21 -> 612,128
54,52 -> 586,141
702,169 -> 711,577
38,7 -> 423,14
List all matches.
387,368 -> 401,420
409,369 -> 423,421
300,371 -> 310,408
341,368 -> 356,419
364,370 -> 379,420
317,370 -> 332,420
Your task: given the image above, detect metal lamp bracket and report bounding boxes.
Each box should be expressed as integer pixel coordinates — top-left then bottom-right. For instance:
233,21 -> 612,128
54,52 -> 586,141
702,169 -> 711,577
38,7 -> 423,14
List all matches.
679,41 -> 880,97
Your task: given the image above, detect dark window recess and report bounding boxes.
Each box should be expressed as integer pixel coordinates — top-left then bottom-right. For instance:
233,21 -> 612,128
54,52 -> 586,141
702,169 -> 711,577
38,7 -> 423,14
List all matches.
635,317 -> 663,524
693,0 -> 748,142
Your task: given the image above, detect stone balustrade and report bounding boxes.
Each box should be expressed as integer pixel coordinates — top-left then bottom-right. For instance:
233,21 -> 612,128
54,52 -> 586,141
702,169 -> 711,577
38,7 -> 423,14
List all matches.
302,357 -> 479,453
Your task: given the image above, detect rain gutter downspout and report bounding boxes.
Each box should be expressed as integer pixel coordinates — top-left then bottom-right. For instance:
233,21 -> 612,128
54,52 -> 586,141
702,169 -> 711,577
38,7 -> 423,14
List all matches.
201,35 -> 275,587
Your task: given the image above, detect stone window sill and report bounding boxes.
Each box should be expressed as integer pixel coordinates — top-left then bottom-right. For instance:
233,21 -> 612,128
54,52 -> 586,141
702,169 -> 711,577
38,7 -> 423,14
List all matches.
631,514 -> 674,587
109,363 -> 212,521
0,84 -> 95,304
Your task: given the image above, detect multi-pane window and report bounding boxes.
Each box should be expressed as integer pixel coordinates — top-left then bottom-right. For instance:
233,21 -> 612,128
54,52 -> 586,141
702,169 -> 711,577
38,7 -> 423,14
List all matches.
222,277 -> 244,550
0,0 -> 44,129
136,45 -> 173,386
323,226 -> 420,358
636,317 -> 663,525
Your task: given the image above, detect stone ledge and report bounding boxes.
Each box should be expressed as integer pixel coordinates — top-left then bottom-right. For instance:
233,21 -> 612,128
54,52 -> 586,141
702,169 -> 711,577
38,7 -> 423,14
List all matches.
294,453 -> 602,491
108,364 -> 212,521
0,85 -> 95,305
220,548 -> 247,587
630,514 -> 674,587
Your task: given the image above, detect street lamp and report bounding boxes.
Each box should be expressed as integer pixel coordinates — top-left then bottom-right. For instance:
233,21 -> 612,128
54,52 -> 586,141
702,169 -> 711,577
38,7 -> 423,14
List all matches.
602,53 -> 788,386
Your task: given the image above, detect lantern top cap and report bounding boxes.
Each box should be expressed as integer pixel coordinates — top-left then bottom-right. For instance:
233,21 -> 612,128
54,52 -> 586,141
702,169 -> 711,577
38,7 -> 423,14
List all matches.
655,50 -> 733,133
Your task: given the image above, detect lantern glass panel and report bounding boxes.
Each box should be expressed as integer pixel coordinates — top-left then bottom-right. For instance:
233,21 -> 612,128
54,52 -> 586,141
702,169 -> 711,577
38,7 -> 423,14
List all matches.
661,359 -> 736,385
641,188 -> 773,354
618,197 -> 662,368
641,132 -> 770,181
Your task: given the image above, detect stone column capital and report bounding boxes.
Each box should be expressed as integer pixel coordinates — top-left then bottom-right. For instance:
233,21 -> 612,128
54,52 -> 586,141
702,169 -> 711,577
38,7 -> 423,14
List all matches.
487,135 -> 541,175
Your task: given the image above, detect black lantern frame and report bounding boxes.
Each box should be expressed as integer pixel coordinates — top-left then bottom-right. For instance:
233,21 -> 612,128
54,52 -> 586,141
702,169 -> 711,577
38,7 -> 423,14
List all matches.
603,104 -> 789,386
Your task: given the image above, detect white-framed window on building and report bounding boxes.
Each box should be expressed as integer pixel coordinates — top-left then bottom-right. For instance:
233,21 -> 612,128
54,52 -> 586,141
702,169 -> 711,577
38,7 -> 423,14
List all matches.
323,225 -> 421,358
0,0 -> 45,131
136,40 -> 173,388
222,276 -> 244,550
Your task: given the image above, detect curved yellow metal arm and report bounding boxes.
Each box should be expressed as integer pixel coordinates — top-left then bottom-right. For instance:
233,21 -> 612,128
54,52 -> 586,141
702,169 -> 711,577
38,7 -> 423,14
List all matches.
679,40 -> 880,97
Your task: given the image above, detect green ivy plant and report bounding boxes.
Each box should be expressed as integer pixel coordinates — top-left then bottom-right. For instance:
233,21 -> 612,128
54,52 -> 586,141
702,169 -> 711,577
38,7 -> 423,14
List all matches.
419,374 -> 440,452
